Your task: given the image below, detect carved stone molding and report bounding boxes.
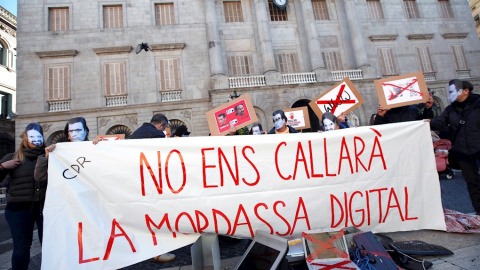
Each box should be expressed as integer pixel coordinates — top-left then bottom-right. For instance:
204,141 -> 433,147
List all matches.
442,33 -> 468,39
99,118 -> 110,128
93,46 -> 133,55
406,34 -> 434,40
150,43 -> 186,51
368,35 -> 398,41
182,110 -> 191,119
35,50 -> 79,58
41,123 -> 53,132
97,114 -> 138,135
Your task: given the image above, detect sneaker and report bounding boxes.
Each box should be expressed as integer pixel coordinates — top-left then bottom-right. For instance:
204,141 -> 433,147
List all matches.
151,253 -> 176,263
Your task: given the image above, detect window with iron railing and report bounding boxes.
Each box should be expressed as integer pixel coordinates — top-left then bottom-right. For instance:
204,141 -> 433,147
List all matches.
103,62 -> 127,96
46,65 -> 71,101
268,1 -> 288,21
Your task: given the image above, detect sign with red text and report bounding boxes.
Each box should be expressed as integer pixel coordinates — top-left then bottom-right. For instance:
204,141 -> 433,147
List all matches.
42,121 -> 445,269
374,72 -> 429,109
309,78 -> 364,118
284,107 -> 311,130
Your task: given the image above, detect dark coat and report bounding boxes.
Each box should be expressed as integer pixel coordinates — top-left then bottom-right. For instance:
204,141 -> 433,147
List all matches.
374,105 -> 433,125
268,125 -> 298,134
130,123 -> 165,139
0,147 -> 46,204
430,94 -> 480,159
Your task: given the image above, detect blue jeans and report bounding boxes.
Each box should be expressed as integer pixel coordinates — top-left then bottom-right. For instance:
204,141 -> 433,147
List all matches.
5,203 -> 43,270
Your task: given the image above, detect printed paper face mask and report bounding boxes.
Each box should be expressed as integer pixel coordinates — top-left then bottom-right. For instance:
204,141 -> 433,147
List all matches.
273,114 -> 285,130
449,84 -> 462,103
323,118 -> 335,131
252,127 -> 262,135
27,130 -> 44,146
68,122 -> 87,142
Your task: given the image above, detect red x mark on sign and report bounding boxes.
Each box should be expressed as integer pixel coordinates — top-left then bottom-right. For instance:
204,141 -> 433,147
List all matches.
311,260 -> 357,270
302,230 -> 348,264
315,84 -> 356,114
383,79 -> 422,101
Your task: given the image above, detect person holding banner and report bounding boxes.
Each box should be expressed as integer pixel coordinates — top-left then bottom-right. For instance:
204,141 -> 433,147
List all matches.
0,123 -> 53,270
427,80 -> 480,216
130,114 -> 169,139
250,123 -> 265,135
321,112 -> 350,131
374,95 -> 434,125
268,110 -> 297,134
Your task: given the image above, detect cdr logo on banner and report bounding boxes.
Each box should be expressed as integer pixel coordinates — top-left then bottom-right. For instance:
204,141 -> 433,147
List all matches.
62,157 -> 91,179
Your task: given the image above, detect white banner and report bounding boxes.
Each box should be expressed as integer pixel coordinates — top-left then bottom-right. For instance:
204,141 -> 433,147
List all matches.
42,121 -> 445,269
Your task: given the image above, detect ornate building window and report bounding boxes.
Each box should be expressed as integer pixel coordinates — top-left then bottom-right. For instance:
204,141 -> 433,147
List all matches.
103,5 -> 123,28
46,65 -> 71,102
229,55 -> 254,76
49,7 -> 69,31
415,46 -> 434,73
268,1 -> 288,21
312,0 -> 329,20
322,51 -> 343,71
366,0 -> 384,20
158,58 -> 182,91
275,53 -> 299,73
103,62 -> 127,96
451,45 -> 468,71
224,1 -> 243,23
377,48 -> 398,76
155,3 -> 175,25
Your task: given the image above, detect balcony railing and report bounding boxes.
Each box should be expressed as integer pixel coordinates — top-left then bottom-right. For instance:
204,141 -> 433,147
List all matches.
332,70 -> 363,81
48,100 -> 71,112
457,70 -> 471,79
106,95 -> 127,107
282,72 -> 317,85
423,72 -> 436,81
228,75 -> 266,88
160,91 -> 182,102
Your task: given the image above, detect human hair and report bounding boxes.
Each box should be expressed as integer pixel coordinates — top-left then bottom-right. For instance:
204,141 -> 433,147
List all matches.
251,123 -> 263,131
449,79 -> 463,91
369,114 -> 376,126
64,117 -> 89,141
272,110 -> 286,121
150,114 -> 168,126
218,113 -> 226,119
322,112 -> 339,130
462,80 -> 473,92
14,123 -> 45,161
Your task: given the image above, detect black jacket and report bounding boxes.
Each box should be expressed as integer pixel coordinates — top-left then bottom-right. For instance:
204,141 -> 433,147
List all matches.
0,147 -> 46,204
374,105 -> 433,125
268,125 -> 298,134
430,94 -> 480,159
130,123 -> 165,139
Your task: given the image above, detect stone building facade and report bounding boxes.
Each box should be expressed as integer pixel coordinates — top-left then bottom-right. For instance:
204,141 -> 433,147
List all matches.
0,6 -> 16,157
470,0 -> 480,38
15,0 -> 480,144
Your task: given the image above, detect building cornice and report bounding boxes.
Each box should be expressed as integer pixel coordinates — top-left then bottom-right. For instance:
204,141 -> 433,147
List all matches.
150,43 -> 186,51
406,34 -> 434,40
368,35 -> 398,41
442,33 -> 469,39
93,46 -> 133,55
0,6 -> 16,30
35,50 -> 79,58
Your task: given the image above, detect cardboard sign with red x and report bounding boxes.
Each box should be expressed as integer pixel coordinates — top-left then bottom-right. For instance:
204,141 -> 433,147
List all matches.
309,78 -> 364,119
374,72 -> 429,109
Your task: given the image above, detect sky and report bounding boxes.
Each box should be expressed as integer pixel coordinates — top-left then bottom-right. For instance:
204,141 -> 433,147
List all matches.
0,0 -> 17,16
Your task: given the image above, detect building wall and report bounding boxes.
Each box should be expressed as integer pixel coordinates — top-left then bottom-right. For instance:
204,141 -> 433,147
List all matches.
470,0 -> 480,38
15,0 -> 480,145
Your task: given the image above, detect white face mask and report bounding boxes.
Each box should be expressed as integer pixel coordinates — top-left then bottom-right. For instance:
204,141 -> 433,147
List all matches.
68,122 -> 87,142
323,119 -> 335,132
273,114 -> 285,130
449,84 -> 463,103
27,130 -> 44,146
252,127 -> 262,135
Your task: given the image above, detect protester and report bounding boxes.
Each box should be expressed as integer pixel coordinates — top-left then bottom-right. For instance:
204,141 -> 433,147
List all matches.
172,125 -> 190,137
321,112 -> 350,131
0,123 -> 53,270
129,113 -> 176,262
130,114 -> 169,139
374,94 -> 434,125
426,80 -> 480,215
268,110 -> 297,134
250,123 -> 265,135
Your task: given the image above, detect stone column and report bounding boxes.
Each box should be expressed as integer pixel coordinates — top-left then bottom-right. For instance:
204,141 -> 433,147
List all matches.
254,0 -> 276,73
343,0 -> 368,68
335,0 -> 356,69
205,0 -> 224,76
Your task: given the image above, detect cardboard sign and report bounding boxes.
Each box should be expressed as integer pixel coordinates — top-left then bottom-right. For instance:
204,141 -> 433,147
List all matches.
374,72 -> 429,109
206,94 -> 258,136
95,134 -> 125,141
284,107 -> 311,130
41,121 -> 445,269
309,78 -> 364,119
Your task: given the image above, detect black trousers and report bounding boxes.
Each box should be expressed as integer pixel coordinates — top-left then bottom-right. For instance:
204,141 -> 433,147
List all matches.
458,159 -> 480,212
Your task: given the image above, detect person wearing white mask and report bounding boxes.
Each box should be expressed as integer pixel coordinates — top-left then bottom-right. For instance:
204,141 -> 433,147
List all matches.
268,110 -> 297,134
250,123 -> 265,135
426,80 -> 480,216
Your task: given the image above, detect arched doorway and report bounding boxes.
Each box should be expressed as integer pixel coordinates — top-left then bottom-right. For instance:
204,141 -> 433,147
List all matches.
168,119 -> 187,137
291,99 -> 320,132
48,130 -> 69,145
107,125 -> 133,139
